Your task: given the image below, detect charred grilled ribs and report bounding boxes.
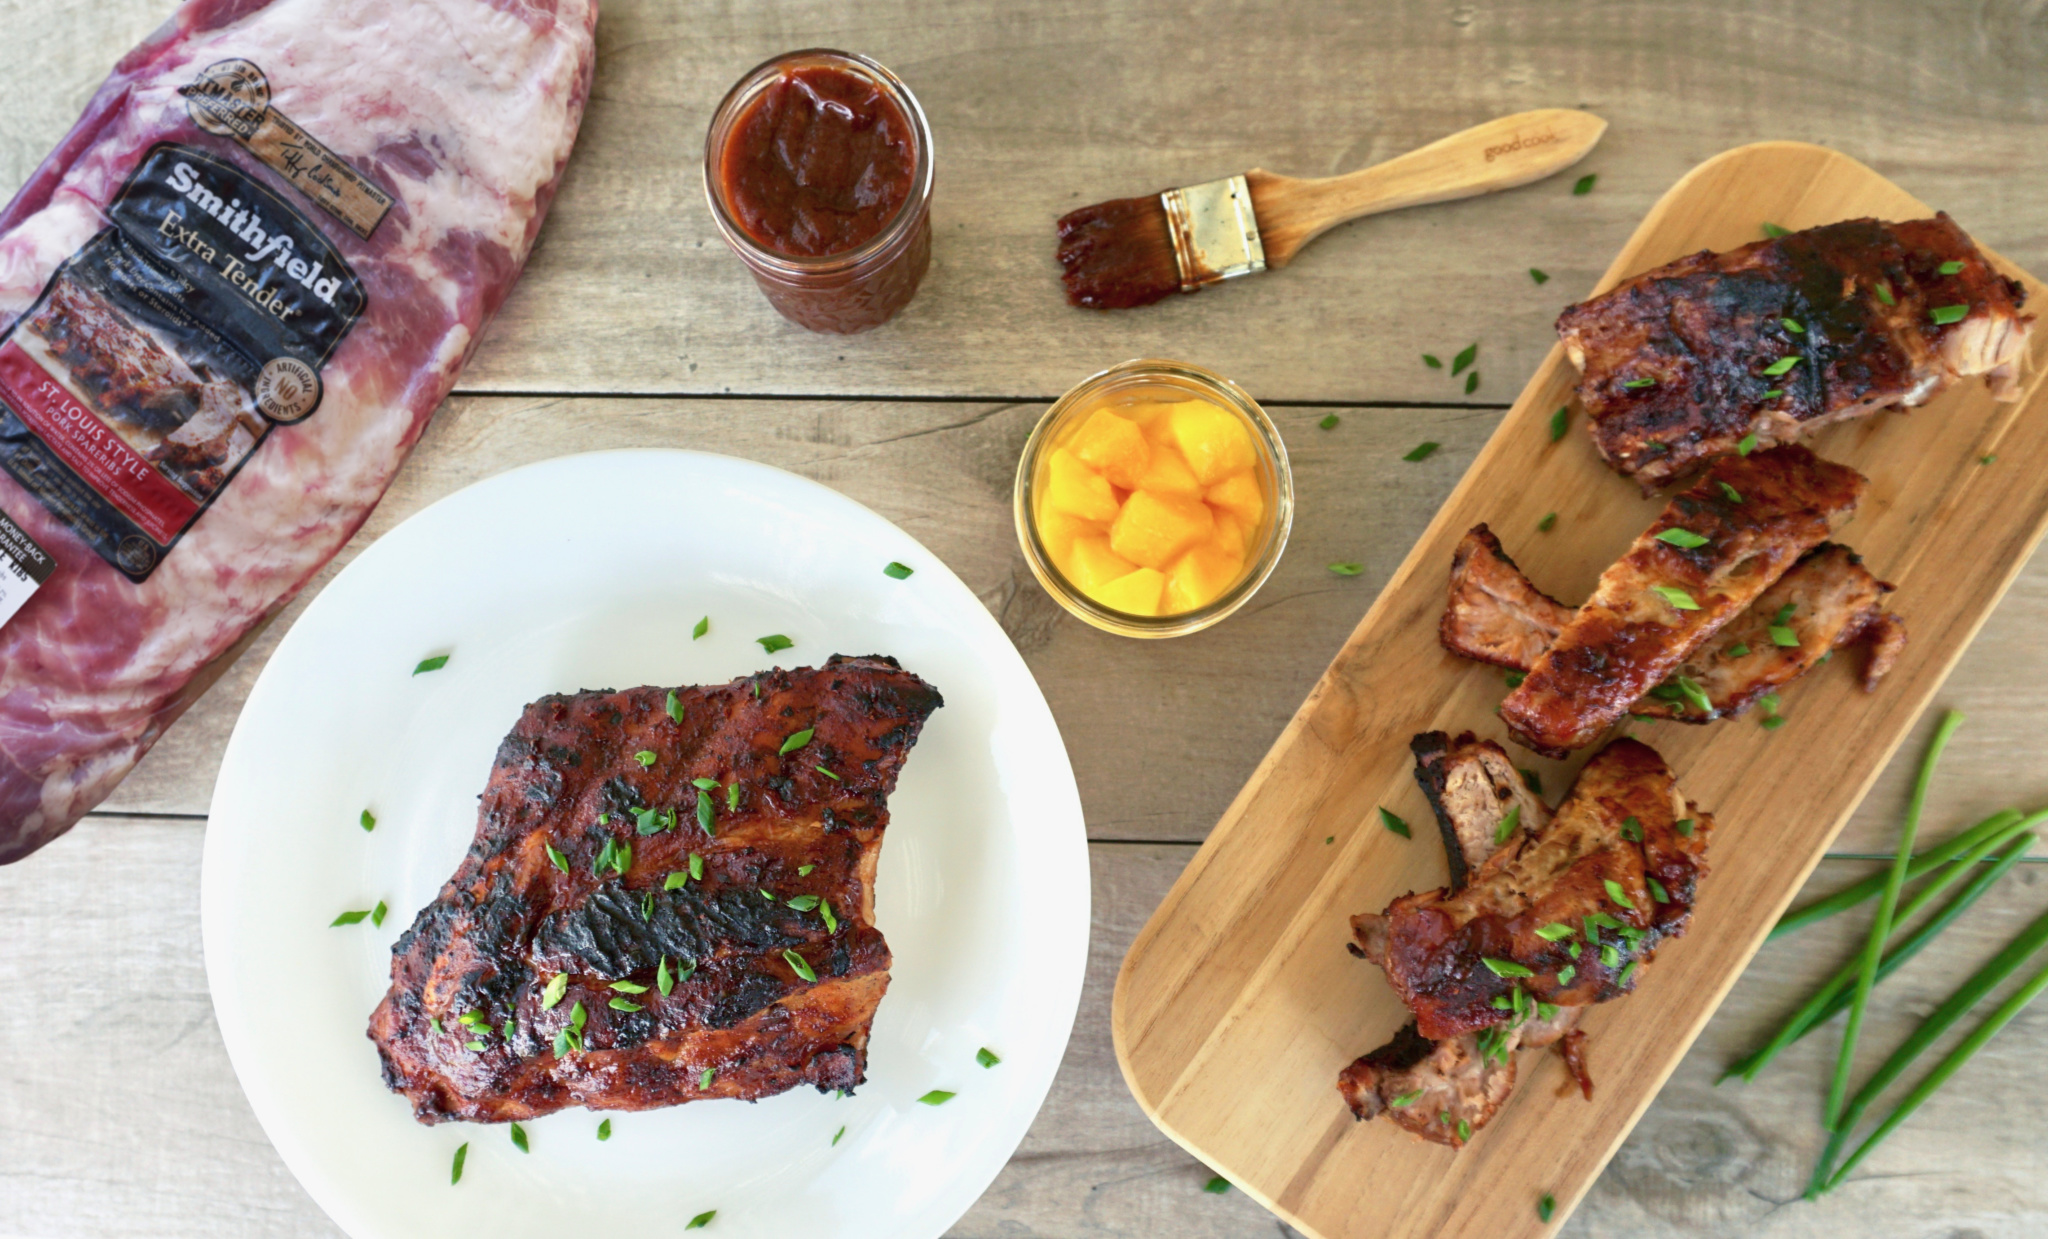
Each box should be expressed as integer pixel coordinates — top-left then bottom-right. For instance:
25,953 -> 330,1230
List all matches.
369,656 -> 942,1125
1339,733 -> 1596,1146
1352,738 -> 1712,1042
1558,215 -> 2032,490
1445,527 -> 1906,720
1499,446 -> 1866,756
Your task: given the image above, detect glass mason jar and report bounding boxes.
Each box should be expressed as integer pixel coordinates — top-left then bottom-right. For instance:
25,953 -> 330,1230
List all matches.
703,49 -> 934,334
1015,359 -> 1294,638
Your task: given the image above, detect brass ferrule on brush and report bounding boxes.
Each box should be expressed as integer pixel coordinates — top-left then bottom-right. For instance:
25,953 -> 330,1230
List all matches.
1161,175 -> 1266,290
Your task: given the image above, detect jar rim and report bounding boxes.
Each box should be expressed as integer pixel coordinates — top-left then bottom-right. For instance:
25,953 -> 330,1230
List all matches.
1014,359 -> 1295,639
702,49 -> 935,277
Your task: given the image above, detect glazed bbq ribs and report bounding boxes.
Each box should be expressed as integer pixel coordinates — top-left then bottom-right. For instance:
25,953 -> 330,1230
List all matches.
1443,527 -> 1906,723
370,656 -> 942,1124
1498,445 -> 1866,755
1557,214 -> 2032,490
1341,734 -> 1712,1146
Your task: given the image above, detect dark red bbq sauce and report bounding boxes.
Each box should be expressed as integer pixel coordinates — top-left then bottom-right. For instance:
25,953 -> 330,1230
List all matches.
720,64 -> 917,258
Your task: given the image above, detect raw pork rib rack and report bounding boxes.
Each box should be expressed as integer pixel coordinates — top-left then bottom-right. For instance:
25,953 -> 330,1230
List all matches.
0,0 -> 596,862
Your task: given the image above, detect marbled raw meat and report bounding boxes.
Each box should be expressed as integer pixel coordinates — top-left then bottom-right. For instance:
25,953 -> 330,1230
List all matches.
0,0 -> 596,861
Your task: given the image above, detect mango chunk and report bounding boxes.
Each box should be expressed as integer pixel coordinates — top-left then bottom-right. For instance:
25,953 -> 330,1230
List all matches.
1094,567 -> 1167,616
1165,545 -> 1246,612
1209,511 -> 1247,561
1036,507 -> 1101,562
1134,444 -> 1202,498
1205,471 -> 1265,528
1110,489 -> 1215,570
1118,400 -> 1171,429
1044,447 -> 1119,522
1069,408 -> 1151,489
1167,399 -> 1258,484
1060,534 -> 1138,594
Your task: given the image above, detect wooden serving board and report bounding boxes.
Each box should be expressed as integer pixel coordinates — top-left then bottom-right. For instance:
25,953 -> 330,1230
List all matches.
1110,141 -> 2048,1238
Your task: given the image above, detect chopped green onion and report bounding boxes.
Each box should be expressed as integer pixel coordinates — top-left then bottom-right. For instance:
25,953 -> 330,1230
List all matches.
634,750 -> 657,768
1495,804 -> 1522,846
1726,642 -> 1751,657
542,974 -> 569,1009
1600,943 -> 1622,968
1403,441 -> 1440,462
1675,676 -> 1712,716
1327,562 -> 1364,576
1650,585 -> 1700,611
1719,481 -> 1744,503
820,899 -> 838,934
510,1122 -> 529,1153
1537,511 -> 1557,532
359,809 -> 376,833
1453,343 -> 1478,375
1549,406 -> 1569,442
1617,960 -> 1639,987
700,1067 -> 715,1089
832,1125 -> 846,1145
450,1142 -> 468,1184
690,852 -> 705,881
371,901 -> 388,927
664,870 -> 688,891
1737,432 -> 1759,455
1982,454 -> 1998,465
726,783 -> 740,811
696,788 -> 715,835
1656,528 -> 1709,549
1929,304 -> 1969,325
685,1211 -> 715,1230
1572,174 -> 1596,195
1390,1090 -> 1423,1110
1319,413 -> 1340,430
1529,268 -> 1550,285
1760,388 -> 1785,400
1769,625 -> 1799,647
783,949 -> 817,983
1620,815 -> 1643,842
1781,317 -> 1805,334
1875,281 -> 1895,306
609,997 -> 643,1012
884,561 -> 914,579
658,956 -> 674,996
1457,1118 -> 1472,1142
1464,372 -> 1480,394
1621,377 -> 1656,389
1505,671 -> 1526,689
1675,818 -> 1696,836
1203,1176 -> 1230,1194
1648,877 -> 1670,903
1761,355 -> 1801,376
1939,260 -> 1965,275
1423,354 -> 1442,369
692,616 -> 709,640
1482,957 -> 1534,978
1761,222 -> 1790,238
414,654 -> 450,675
1538,1193 -> 1556,1222
917,1090 -> 955,1106
1520,769 -> 1542,795
977,1047 -> 1001,1068
666,690 -> 684,724
1379,807 -> 1411,838
786,894 -> 821,911
1556,964 -> 1576,986
1535,923 -> 1575,941
1603,878 -> 1636,910
598,1118 -> 612,1140
757,634 -> 793,654
331,909 -> 371,926
610,979 -> 649,994
779,728 -> 815,755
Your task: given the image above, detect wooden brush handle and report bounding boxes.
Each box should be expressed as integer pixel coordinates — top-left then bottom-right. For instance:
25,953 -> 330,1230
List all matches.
1246,109 -> 1607,267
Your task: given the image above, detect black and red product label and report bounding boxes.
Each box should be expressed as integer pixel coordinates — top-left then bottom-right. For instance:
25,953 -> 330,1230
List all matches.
0,142 -> 367,580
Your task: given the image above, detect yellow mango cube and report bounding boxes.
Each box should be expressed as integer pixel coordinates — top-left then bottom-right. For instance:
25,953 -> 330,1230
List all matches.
1035,507 -> 1101,563
1134,444 -> 1201,498
1044,447 -> 1118,522
1209,511 -> 1247,561
1118,400 -> 1171,429
1205,471 -> 1265,528
1165,545 -> 1245,612
1094,567 -> 1167,616
1110,489 -> 1215,570
1069,408 -> 1151,489
1060,534 -> 1138,594
1166,400 -> 1258,485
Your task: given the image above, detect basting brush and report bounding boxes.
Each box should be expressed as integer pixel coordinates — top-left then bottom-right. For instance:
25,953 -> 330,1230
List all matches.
1056,109 -> 1606,310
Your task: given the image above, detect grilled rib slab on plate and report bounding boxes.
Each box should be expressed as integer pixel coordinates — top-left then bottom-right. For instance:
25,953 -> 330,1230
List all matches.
369,655 -> 942,1124
1351,738 -> 1712,1042
1499,445 -> 1866,756
1444,527 -> 1906,720
1558,214 -> 2032,489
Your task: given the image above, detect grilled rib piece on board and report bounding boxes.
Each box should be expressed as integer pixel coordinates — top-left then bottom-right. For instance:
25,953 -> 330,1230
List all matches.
369,656 -> 942,1124
1557,214 -> 2032,490
1499,445 -> 1866,756
1338,733 -> 1591,1148
1351,738 -> 1713,1042
1443,526 -> 1906,720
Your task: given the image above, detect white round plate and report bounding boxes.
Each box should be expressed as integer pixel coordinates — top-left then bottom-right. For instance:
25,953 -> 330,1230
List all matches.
202,450 -> 1089,1239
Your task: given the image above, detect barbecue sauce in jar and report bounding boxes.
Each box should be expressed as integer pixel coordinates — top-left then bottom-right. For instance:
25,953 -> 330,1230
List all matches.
705,51 -> 933,333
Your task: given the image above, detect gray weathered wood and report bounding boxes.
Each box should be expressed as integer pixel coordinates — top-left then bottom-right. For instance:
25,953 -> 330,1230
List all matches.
2,1 -> 2044,404
7,822 -> 2048,1239
105,395 -> 2048,858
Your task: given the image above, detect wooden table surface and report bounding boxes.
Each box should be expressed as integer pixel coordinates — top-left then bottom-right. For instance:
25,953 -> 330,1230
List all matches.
3,2 -> 2047,1236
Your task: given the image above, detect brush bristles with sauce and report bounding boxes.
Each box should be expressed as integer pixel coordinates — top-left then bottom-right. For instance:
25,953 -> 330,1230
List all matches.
1053,109 -> 1609,311
1056,194 -> 1183,309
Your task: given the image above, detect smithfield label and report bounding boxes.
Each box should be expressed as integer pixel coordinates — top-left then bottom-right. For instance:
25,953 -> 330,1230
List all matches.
0,144 -> 366,580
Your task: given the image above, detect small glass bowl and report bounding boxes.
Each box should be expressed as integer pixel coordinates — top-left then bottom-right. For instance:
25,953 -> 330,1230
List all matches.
1014,359 -> 1293,638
